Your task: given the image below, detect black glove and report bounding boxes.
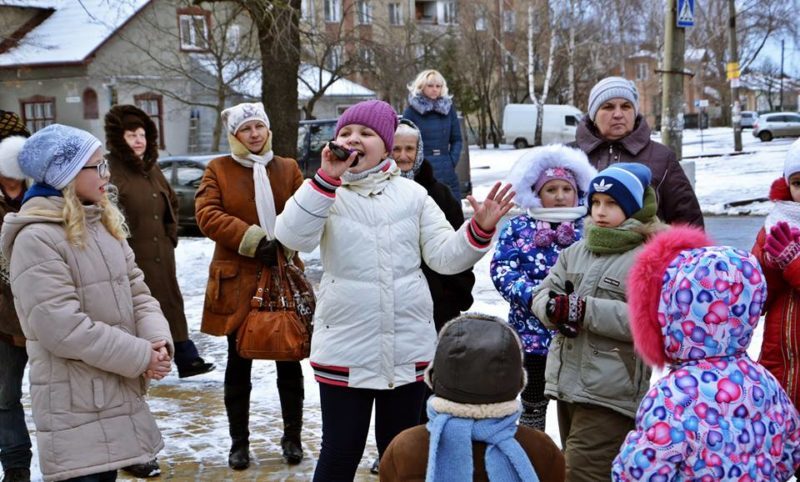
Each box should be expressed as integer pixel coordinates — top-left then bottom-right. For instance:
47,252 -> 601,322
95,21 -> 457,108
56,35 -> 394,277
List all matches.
255,238 -> 279,267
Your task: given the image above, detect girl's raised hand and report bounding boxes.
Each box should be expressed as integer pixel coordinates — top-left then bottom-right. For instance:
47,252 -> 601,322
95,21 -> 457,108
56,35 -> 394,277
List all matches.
468,182 -> 516,232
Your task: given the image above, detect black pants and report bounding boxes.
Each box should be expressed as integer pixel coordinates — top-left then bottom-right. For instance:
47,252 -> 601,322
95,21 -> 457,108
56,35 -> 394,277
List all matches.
313,381 -> 425,482
62,470 -> 117,482
224,333 -> 302,385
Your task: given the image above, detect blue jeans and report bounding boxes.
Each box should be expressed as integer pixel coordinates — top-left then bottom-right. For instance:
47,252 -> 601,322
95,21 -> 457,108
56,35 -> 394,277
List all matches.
0,338 -> 31,472
62,470 -> 117,481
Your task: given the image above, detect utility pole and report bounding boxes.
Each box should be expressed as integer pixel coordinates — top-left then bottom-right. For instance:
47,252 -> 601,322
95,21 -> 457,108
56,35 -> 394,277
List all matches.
780,39 -> 785,111
728,0 -> 742,152
661,0 -> 686,161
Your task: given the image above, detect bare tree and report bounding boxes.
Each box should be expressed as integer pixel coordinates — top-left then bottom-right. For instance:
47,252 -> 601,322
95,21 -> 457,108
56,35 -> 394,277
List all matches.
201,0 -> 301,157
688,0 -> 798,124
447,4 -> 505,148
97,1 -> 262,152
532,1 -> 558,146
750,58 -> 782,111
298,2 -> 372,119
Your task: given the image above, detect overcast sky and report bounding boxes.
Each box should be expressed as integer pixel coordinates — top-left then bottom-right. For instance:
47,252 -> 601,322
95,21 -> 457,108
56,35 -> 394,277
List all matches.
760,37 -> 799,76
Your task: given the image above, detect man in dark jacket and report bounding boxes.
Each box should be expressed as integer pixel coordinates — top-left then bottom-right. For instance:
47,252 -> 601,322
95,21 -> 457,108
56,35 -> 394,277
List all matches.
571,76 -> 704,228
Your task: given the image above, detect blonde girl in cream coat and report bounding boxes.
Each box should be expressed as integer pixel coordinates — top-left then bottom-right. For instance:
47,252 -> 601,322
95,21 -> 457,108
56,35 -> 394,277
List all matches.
0,124 -> 172,482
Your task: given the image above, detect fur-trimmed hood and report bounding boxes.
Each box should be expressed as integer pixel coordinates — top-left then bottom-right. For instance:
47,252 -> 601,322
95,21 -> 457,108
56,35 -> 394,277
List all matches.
769,177 -> 792,201
507,144 -> 597,209
0,135 -> 27,180
627,226 -> 766,368
104,104 -> 159,172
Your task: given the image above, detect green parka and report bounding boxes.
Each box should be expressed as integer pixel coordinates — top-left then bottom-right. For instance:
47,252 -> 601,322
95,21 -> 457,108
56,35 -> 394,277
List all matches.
531,238 -> 651,418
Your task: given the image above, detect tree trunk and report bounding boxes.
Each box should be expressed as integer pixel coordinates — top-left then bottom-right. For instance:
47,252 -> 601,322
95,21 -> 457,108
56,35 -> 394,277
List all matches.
535,3 -> 557,147
252,0 -> 301,158
567,0 -> 576,106
211,81 -> 226,152
527,5 -> 537,105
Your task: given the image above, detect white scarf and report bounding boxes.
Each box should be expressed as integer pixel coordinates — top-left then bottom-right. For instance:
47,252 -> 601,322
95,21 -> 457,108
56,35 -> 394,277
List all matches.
526,206 -> 587,224
765,201 -> 800,231
232,149 -> 277,239
341,158 -> 393,184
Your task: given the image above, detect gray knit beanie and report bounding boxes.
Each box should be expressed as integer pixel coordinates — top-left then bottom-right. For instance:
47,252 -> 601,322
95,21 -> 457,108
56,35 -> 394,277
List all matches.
587,77 -> 639,122
18,124 -> 102,189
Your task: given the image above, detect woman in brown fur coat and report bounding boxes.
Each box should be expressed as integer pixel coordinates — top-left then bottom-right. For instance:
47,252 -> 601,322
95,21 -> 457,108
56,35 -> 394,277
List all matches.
195,102 -> 306,470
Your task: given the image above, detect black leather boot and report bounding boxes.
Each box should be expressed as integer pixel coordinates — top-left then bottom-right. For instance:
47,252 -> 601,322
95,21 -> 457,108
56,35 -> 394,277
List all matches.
277,377 -> 305,465
224,383 -> 251,470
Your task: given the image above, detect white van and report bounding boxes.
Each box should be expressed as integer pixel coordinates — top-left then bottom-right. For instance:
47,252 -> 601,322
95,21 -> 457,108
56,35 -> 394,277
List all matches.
503,104 -> 584,148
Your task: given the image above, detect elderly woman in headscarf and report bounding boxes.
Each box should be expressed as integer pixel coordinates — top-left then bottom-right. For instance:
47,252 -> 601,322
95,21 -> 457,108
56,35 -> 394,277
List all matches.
195,102 -> 306,471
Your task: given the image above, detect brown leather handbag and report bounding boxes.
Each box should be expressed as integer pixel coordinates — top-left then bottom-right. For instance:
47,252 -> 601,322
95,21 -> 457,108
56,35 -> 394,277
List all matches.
236,253 -> 315,360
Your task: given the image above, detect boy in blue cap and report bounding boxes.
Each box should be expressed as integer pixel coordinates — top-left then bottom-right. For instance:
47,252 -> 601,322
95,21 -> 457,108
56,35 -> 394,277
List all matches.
531,162 -> 666,481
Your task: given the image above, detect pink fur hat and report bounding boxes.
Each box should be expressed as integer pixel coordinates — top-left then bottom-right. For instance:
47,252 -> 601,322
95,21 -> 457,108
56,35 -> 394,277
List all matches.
626,225 -> 713,367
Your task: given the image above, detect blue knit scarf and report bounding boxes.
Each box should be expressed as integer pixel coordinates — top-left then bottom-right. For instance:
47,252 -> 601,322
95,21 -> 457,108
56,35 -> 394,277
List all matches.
408,94 -> 453,116
425,400 -> 539,482
22,183 -> 62,204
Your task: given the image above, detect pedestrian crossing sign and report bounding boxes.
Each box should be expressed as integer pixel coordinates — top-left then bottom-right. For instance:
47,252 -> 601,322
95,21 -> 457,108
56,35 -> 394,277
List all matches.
677,0 -> 694,28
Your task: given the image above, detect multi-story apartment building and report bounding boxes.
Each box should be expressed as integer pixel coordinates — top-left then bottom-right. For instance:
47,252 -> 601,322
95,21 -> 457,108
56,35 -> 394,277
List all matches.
299,0 -> 527,111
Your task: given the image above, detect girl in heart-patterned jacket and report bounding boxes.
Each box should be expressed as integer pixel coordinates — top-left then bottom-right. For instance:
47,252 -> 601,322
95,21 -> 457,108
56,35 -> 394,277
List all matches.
613,226 -> 800,481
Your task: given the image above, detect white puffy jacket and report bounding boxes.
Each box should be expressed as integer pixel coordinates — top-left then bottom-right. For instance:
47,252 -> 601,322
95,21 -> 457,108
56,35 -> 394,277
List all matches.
276,162 -> 489,389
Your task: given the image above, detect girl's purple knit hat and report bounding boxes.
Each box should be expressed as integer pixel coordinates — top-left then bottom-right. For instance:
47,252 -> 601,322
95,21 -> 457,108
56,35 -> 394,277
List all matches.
335,100 -> 398,152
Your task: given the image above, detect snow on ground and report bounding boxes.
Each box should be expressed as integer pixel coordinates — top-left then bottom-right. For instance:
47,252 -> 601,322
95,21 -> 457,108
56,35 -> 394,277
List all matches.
10,128 -> 799,480
468,127 -> 797,216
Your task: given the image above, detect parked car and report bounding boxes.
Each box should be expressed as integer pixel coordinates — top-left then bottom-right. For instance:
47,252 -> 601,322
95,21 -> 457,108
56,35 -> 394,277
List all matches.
502,104 -> 583,148
296,119 -> 337,178
752,112 -> 800,142
739,111 -> 757,128
158,154 -> 219,231
297,116 -> 472,198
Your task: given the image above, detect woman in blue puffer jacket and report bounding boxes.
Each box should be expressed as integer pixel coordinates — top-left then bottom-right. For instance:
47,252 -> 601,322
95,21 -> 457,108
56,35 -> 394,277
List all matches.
402,69 -> 463,199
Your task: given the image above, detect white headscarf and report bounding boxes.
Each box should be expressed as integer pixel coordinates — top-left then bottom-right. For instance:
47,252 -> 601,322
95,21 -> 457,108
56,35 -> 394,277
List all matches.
221,102 -> 277,239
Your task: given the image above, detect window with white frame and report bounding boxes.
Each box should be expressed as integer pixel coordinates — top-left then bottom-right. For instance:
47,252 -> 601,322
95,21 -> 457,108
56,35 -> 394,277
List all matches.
359,47 -> 374,66
226,24 -> 240,52
134,93 -> 165,149
324,0 -> 342,22
178,9 -> 209,51
442,1 -> 457,25
475,6 -> 487,31
506,53 -> 516,73
356,0 -> 372,25
503,10 -> 515,32
20,96 -> 55,133
636,62 -> 649,80
389,3 -> 403,26
325,45 -> 343,70
301,0 -> 313,20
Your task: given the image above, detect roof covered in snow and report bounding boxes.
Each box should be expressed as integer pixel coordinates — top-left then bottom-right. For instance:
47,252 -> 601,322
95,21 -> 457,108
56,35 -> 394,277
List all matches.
194,57 -> 375,100
297,64 -> 375,100
0,0 -> 150,67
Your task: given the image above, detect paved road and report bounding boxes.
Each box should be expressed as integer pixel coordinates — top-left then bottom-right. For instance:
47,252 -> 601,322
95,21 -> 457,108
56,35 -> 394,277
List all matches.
704,215 -> 765,251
